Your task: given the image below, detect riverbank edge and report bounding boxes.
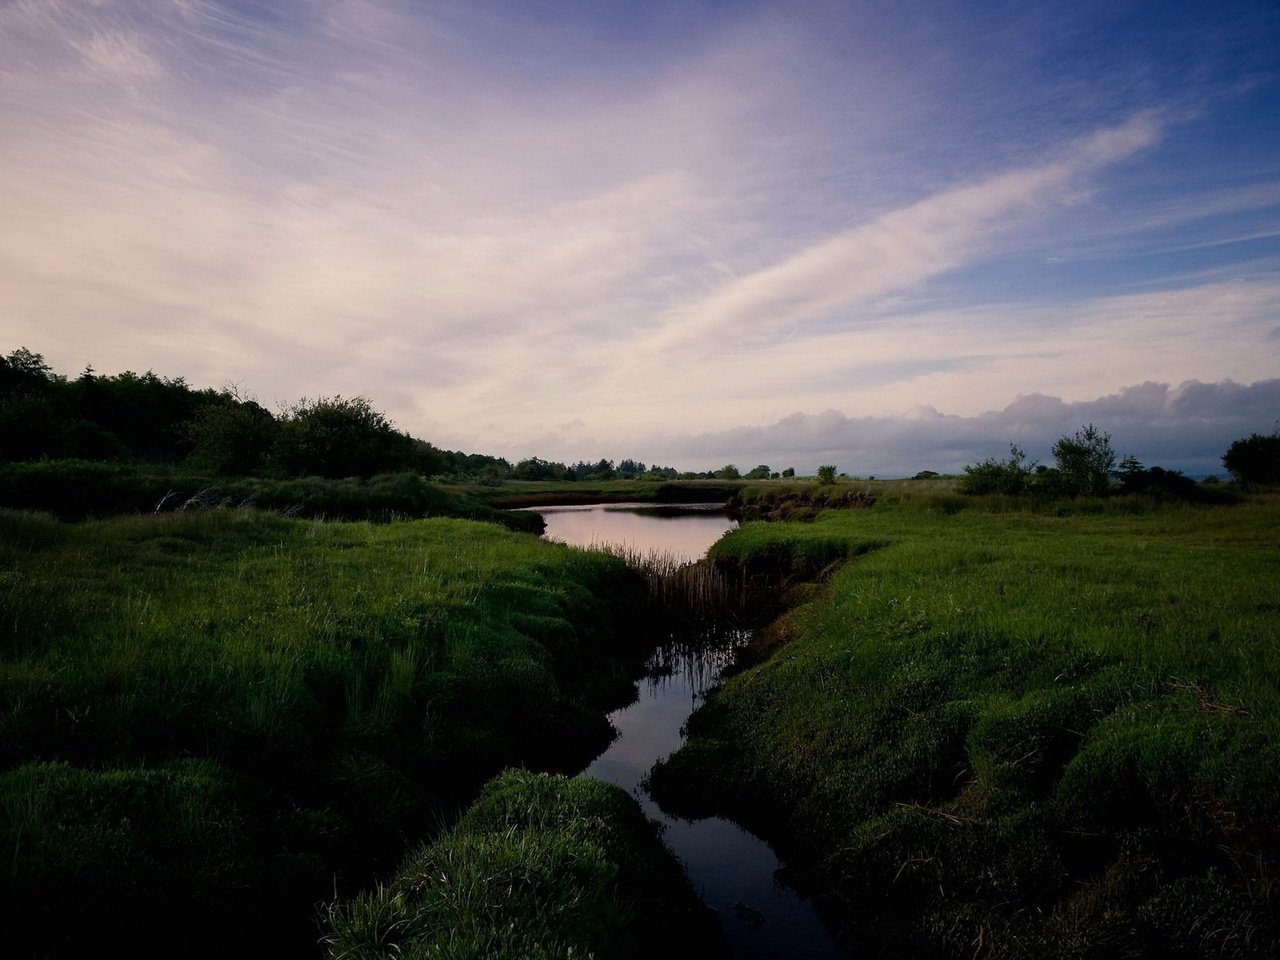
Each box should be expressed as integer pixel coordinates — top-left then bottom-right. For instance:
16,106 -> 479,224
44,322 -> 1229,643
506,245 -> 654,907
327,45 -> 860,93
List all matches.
647,498 -> 1280,958
324,769 -> 731,959
0,508 -> 722,957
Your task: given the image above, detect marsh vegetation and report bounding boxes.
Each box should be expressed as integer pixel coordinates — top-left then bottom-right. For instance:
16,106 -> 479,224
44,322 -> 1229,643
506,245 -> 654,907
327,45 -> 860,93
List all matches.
4,347 -> 1278,958
652,489 -> 1280,957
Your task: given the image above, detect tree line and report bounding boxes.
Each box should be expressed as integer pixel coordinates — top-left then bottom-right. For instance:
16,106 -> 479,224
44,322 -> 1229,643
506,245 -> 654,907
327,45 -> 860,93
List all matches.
961,422 -> 1279,498
0,349 -> 696,482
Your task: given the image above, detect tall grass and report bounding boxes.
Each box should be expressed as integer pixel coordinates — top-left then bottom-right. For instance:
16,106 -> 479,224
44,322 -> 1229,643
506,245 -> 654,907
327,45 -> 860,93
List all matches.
651,493 -> 1280,958
321,770 -> 728,959
0,507 -> 652,956
598,544 -> 747,624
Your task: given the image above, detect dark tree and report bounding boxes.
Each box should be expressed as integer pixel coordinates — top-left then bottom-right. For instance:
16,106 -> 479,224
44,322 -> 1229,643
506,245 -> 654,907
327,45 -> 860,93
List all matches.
185,395 -> 278,475
1222,431 -> 1280,484
616,459 -> 646,478
273,396 -> 414,478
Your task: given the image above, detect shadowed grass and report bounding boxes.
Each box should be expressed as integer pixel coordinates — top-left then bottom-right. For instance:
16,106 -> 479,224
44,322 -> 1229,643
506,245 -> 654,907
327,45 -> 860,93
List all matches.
0,460 -> 542,530
0,507 -> 651,956
322,770 -> 728,959
651,492 -> 1280,957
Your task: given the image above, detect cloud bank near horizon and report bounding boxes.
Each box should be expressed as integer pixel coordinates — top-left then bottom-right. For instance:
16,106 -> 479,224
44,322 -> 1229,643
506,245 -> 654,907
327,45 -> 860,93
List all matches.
509,377 -> 1280,478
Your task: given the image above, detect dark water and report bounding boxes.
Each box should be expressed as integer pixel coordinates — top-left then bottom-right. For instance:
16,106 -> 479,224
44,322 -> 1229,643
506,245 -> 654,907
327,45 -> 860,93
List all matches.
534,503 -> 848,959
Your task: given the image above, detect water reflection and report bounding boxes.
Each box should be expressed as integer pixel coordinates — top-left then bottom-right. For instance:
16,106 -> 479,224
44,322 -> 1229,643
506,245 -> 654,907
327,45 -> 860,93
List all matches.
529,502 -> 848,959
584,638 -> 848,960
533,502 -> 737,564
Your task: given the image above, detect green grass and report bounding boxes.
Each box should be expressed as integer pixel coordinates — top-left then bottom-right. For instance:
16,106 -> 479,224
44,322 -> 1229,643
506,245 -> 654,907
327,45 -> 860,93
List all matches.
0,459 -> 542,529
323,770 -> 727,959
473,478 -> 742,509
0,508 -> 652,956
651,492 -> 1280,958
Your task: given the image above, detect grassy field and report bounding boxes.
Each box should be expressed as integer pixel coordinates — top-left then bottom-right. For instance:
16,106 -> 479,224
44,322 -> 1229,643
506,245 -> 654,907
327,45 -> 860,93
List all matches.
325,770 -> 727,959
651,491 -> 1280,958
0,508 -> 655,956
0,460 -> 543,529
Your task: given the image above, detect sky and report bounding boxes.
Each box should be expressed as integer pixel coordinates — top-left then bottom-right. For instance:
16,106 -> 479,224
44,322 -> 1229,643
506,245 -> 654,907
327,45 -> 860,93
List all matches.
2,0 -> 1278,476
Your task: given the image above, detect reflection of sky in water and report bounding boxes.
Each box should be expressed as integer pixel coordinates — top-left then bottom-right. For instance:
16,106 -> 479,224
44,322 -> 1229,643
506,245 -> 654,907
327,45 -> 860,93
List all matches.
554,504 -> 848,958
584,647 -> 848,960
532,503 -> 737,564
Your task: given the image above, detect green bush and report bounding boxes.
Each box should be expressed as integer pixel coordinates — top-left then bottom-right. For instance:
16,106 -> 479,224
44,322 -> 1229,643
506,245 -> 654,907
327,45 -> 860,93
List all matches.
960,444 -> 1034,494
274,396 -> 415,478
1052,423 -> 1116,497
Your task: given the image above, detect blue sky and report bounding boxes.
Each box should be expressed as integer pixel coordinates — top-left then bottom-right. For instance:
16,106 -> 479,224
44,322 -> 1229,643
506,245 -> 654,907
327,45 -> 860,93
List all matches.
2,0 -> 1277,474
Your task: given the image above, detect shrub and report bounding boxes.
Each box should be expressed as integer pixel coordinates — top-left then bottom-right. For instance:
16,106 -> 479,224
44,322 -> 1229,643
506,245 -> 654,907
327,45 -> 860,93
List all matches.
1052,423 -> 1116,497
817,464 -> 838,485
960,444 -> 1034,495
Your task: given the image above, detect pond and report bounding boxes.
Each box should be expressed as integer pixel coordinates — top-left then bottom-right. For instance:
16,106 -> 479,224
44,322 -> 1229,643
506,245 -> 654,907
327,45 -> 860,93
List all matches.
532,503 -> 849,959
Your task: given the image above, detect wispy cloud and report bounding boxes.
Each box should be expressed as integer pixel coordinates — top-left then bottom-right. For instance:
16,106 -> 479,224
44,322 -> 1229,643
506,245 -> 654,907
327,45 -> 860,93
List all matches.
2,1 -> 1277,468
629,113 -> 1165,358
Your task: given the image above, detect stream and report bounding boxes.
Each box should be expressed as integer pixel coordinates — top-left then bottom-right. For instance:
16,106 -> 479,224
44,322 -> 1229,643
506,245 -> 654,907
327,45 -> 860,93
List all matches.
532,503 -> 848,959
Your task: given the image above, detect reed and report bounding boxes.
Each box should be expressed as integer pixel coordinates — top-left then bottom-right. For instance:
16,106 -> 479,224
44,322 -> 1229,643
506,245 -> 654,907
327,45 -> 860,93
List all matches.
590,543 -> 747,627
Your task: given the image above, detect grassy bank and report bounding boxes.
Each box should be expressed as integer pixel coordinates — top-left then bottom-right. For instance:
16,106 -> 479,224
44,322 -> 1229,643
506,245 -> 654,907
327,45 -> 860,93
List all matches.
650,492 -> 1280,957
474,478 -> 742,509
0,508 -> 653,956
325,770 -> 728,959
0,460 -> 542,530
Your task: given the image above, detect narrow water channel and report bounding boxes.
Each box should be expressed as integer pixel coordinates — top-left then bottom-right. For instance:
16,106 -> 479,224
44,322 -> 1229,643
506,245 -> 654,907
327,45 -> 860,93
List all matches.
533,503 -> 849,959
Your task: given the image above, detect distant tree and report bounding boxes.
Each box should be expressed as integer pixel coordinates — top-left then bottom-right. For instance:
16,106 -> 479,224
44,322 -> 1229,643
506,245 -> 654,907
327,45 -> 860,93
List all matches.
616,458 -> 646,478
185,393 -> 277,475
273,395 -> 414,478
641,465 -> 679,480
960,445 -> 1035,495
817,465 -> 838,485
1117,455 -> 1143,482
588,458 -> 616,480
1117,464 -> 1215,502
1222,430 -> 1280,484
513,457 -> 571,481
745,464 -> 771,480
912,470 -> 940,480
0,347 -> 57,390
409,440 -> 450,477
781,467 -> 796,478
1052,424 -> 1115,497
716,464 -> 741,480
